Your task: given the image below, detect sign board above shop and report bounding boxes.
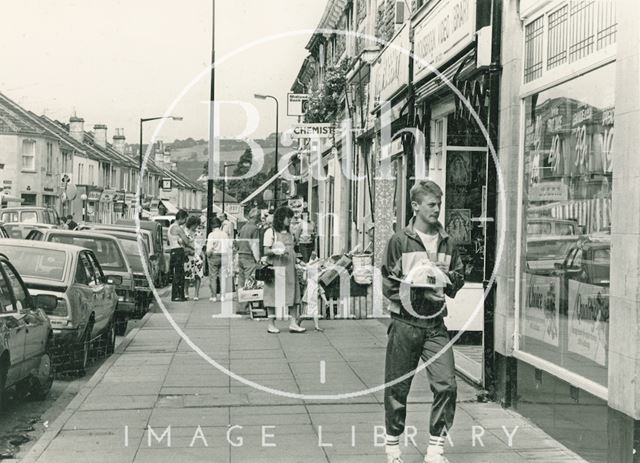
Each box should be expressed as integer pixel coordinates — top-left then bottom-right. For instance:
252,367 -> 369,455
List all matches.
287,93 -> 309,116
291,123 -> 337,139
371,25 -> 410,105
413,0 -> 477,83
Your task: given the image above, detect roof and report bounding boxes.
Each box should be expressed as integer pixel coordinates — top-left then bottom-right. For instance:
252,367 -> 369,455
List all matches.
0,92 -> 46,136
0,238 -> 85,253
291,55 -> 316,92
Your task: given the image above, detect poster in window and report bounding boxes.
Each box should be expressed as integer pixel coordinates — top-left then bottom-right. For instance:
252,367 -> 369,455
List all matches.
445,209 -> 471,244
568,280 -> 609,366
524,274 -> 560,346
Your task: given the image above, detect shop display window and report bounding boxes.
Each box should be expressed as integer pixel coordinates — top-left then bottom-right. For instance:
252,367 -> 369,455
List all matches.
519,64 -> 614,387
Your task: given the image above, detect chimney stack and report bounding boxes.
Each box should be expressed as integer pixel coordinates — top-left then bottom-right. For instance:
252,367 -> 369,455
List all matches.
113,128 -> 126,154
93,124 -> 107,148
69,116 -> 84,142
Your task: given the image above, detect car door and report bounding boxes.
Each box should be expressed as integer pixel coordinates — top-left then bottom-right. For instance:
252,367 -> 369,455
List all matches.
0,262 -> 28,384
80,252 -> 106,337
3,261 -> 47,369
86,251 -> 113,331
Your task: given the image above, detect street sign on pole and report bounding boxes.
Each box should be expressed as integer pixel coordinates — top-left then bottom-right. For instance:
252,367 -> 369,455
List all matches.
287,93 -> 309,116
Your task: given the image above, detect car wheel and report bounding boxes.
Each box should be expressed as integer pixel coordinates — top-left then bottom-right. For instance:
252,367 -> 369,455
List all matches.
102,318 -> 117,356
75,320 -> 93,377
28,343 -> 54,400
114,316 -> 128,336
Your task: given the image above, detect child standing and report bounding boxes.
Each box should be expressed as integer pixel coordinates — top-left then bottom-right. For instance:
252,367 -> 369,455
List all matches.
299,253 -> 325,332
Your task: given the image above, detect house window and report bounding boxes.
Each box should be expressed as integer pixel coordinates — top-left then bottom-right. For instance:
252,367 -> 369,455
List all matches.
78,163 -> 84,184
88,165 -> 95,185
21,140 -> 36,171
46,142 -> 53,174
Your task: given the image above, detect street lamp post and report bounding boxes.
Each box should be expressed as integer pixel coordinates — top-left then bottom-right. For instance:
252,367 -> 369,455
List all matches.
139,116 -> 183,218
254,94 -> 279,206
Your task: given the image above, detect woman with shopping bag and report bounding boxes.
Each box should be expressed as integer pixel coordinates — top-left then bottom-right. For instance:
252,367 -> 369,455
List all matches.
262,206 -> 304,334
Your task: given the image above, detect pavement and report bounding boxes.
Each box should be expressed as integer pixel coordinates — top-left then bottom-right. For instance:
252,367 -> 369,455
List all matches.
19,287 -> 588,463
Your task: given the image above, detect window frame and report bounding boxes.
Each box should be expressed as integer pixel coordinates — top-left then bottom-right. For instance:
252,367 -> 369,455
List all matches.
21,139 -> 36,171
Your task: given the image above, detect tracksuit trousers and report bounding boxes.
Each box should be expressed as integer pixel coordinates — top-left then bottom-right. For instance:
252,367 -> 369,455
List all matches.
384,317 -> 457,438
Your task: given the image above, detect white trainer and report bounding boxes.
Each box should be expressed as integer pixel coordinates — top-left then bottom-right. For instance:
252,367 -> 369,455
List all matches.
424,454 -> 449,463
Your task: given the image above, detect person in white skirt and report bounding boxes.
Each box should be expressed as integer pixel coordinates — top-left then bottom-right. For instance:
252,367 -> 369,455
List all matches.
299,252 -> 325,332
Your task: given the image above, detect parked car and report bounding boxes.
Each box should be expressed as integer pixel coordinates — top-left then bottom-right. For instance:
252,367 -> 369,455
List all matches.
80,224 -> 161,287
92,231 -> 154,313
525,235 -> 581,275
0,240 -> 119,376
4,223 -> 56,240
527,217 -> 581,236
552,235 -> 611,287
116,219 -> 167,286
0,207 -> 61,226
0,254 -> 56,405
27,230 -> 138,337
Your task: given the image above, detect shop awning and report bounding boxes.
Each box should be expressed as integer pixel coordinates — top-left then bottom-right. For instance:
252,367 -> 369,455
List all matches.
160,200 -> 179,215
240,160 -> 296,206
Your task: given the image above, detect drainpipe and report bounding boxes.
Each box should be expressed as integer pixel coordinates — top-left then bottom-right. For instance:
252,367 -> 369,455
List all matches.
483,0 -> 503,400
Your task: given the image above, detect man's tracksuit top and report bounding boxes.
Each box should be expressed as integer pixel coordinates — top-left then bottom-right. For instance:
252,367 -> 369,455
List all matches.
381,218 -> 465,327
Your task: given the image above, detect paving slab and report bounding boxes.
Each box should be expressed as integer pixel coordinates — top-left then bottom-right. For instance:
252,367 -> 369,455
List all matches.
21,292 -> 588,463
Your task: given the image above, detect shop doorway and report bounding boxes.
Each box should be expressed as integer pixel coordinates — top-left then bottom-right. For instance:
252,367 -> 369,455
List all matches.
428,104 -> 489,385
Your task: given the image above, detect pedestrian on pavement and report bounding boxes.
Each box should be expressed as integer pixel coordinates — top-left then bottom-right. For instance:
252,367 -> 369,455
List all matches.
168,209 -> 191,302
220,212 -> 235,239
295,210 -> 316,263
381,180 -> 465,463
184,215 -> 205,301
235,207 -> 261,311
206,217 -> 232,302
299,254 -> 325,332
262,206 -> 304,334
60,215 -> 69,229
66,215 -> 78,231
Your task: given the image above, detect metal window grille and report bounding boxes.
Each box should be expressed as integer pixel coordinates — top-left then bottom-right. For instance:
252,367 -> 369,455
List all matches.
595,0 -> 616,50
568,1 -> 595,62
547,5 -> 568,69
524,16 -> 544,83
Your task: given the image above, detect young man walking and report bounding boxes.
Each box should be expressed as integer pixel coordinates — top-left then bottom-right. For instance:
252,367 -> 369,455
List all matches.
381,180 -> 465,463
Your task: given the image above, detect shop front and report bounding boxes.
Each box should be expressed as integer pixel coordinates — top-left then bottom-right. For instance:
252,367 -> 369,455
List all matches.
101,189 -> 117,224
498,1 -> 623,461
412,0 -> 489,384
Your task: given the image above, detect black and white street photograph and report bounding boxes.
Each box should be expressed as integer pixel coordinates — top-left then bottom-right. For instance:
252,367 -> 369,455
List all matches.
0,0 -> 633,461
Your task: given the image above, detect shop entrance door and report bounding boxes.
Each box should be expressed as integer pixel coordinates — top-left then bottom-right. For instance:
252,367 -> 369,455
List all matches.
429,108 -> 489,385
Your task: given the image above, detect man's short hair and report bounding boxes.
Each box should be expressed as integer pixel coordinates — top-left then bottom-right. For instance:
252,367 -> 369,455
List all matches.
66,214 -> 73,220
176,209 -> 188,220
410,180 -> 443,204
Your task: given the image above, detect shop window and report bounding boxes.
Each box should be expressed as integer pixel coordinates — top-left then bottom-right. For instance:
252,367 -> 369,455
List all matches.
519,64 -> 614,387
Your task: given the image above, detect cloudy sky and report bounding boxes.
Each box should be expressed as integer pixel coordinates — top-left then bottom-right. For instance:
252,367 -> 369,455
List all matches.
1,0 -> 328,144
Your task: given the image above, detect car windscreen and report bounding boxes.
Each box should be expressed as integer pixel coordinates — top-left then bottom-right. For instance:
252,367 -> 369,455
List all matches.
48,235 -> 127,271
116,239 -> 148,273
20,211 -> 38,224
526,239 -> 576,260
0,246 -> 66,281
527,222 -> 552,235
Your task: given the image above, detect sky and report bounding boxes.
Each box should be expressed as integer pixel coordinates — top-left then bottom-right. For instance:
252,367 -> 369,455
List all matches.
1,0 -> 328,144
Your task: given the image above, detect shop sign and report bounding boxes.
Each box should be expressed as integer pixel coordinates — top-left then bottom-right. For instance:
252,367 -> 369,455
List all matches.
528,181 -> 569,202
225,204 -> 241,215
524,274 -> 560,346
162,178 -> 172,191
87,191 -> 101,202
371,25 -> 410,104
291,123 -> 337,139
101,189 -> 117,202
125,193 -> 136,205
287,93 -> 309,116
413,0 -> 476,83
568,280 -> 608,366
